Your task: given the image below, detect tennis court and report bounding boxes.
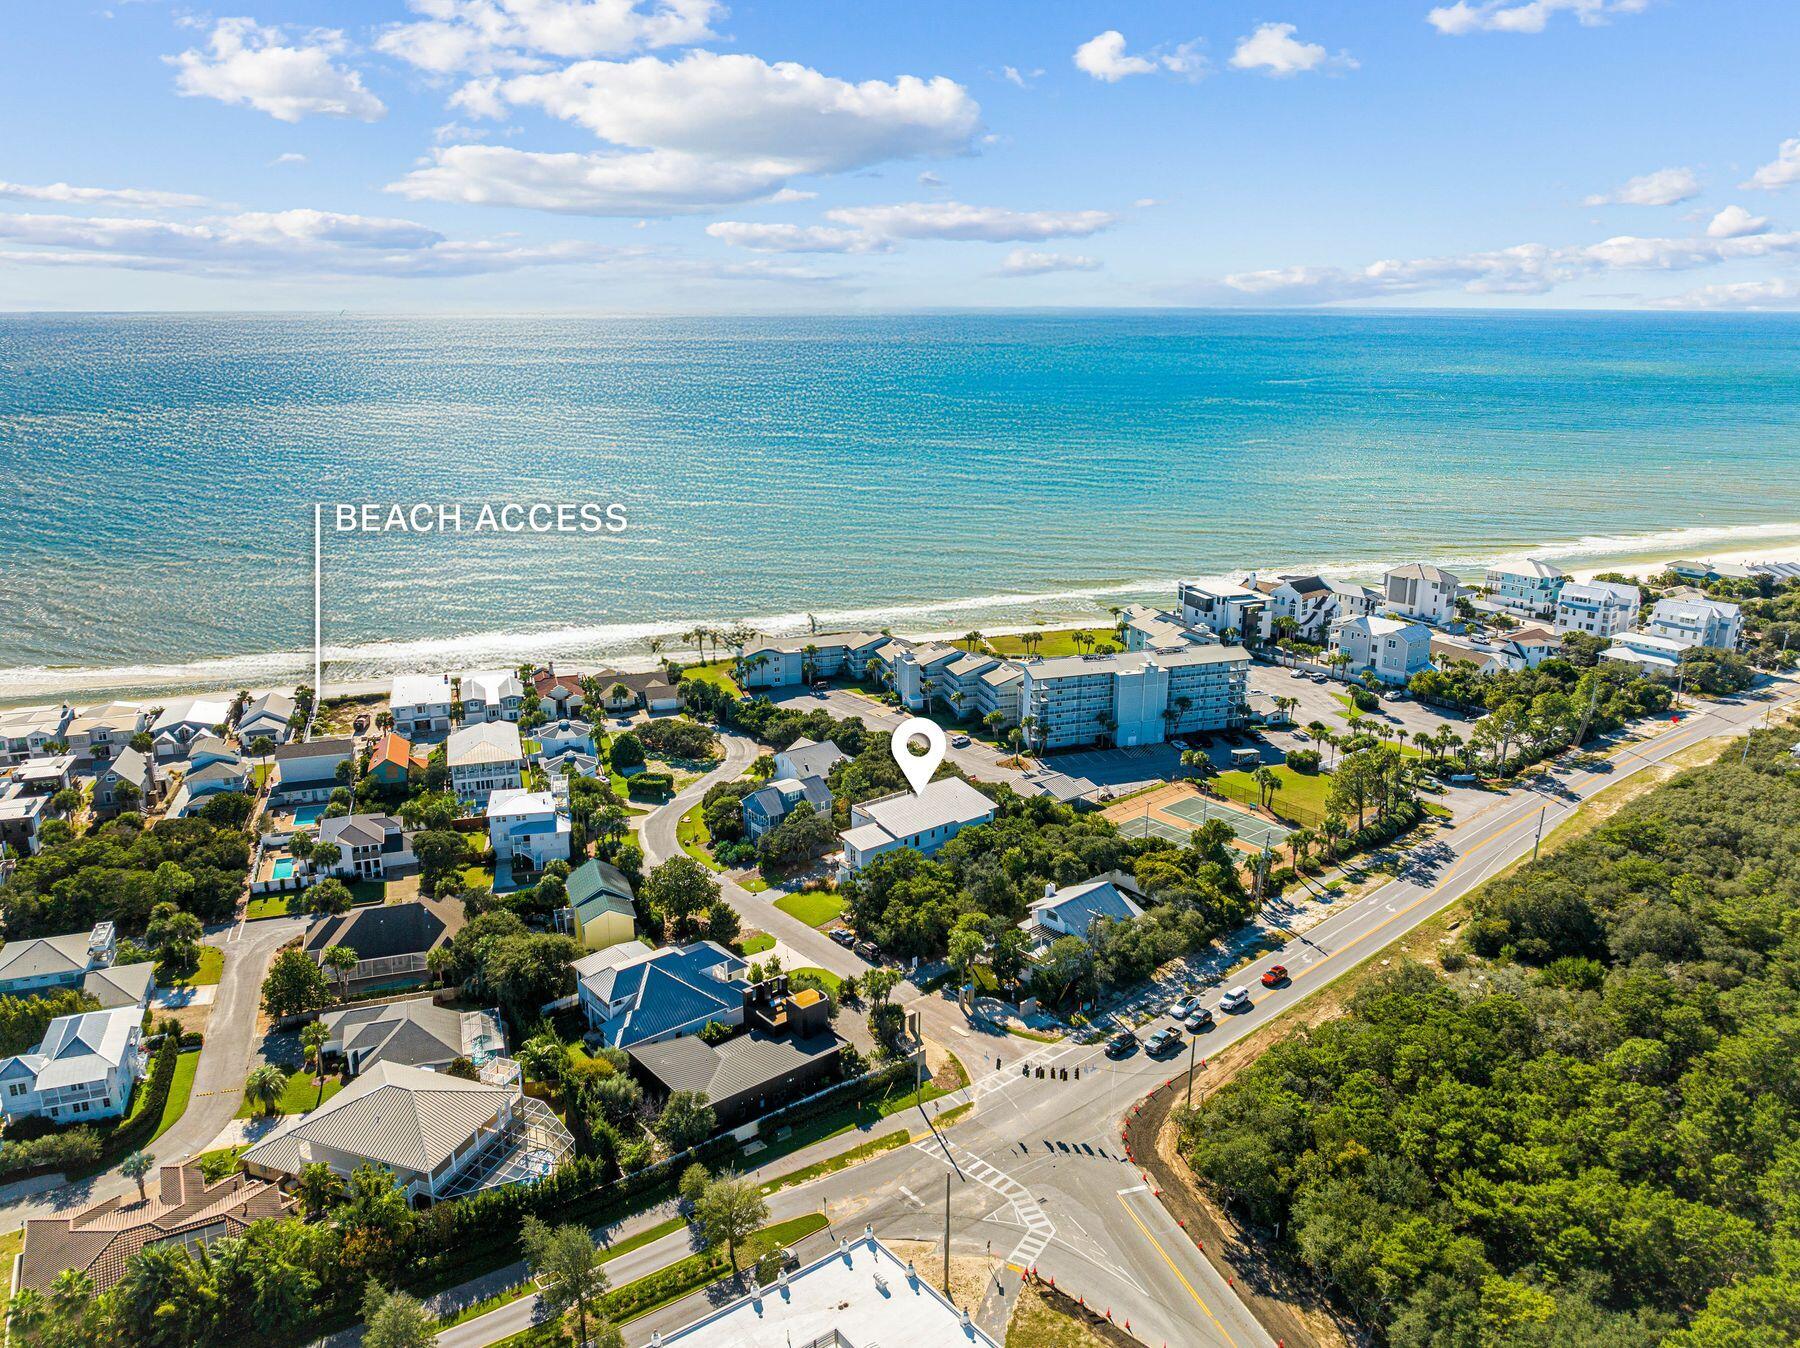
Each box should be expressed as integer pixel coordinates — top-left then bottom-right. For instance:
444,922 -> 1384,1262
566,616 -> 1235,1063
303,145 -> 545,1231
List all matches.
1163,793 -> 1293,850
1117,814 -> 1192,845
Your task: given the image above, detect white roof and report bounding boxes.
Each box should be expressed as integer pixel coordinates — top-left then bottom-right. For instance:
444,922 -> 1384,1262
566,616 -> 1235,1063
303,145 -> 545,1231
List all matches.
1651,595 -> 1739,620
1487,557 -> 1566,579
242,1061 -> 508,1178
389,673 -> 452,708
153,697 -> 231,731
6,1007 -> 139,1091
0,705 -> 70,736
1181,574 -> 1261,601
66,701 -> 145,734
1560,580 -> 1641,607
485,787 -> 559,820
570,940 -> 654,980
852,777 -> 995,842
1026,644 -> 1247,680
656,1235 -> 1000,1347
1339,614 -> 1422,637
456,669 -> 523,703
446,721 -> 523,767
1387,562 -> 1460,584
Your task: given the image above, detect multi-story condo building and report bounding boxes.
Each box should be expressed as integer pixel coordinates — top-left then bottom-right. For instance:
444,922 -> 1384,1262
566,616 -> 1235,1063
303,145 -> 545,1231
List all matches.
737,631 -> 889,689
1119,604 -> 1210,651
1642,595 -> 1742,649
1018,645 -> 1250,752
1176,577 -> 1266,642
893,643 -> 964,712
1554,581 -> 1641,639
1383,563 -> 1461,626
1483,558 -> 1569,619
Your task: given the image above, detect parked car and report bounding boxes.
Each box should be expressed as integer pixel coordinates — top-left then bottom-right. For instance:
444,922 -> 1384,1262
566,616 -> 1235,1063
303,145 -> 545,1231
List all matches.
1261,964 -> 1289,988
1105,1030 -> 1138,1057
854,940 -> 881,962
1219,987 -> 1252,1012
829,928 -> 856,948
950,733 -> 971,747
1289,669 -> 1307,679
1183,1007 -> 1216,1032
1143,1027 -> 1182,1056
1292,730 -> 1310,741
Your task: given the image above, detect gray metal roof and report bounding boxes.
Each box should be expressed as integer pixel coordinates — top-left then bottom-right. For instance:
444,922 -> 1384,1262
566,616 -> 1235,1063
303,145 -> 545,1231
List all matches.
629,1030 -> 841,1104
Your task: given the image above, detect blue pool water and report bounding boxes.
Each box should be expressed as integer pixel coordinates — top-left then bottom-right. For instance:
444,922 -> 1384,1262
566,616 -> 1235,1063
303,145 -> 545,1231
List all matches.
291,804 -> 325,827
271,858 -> 296,880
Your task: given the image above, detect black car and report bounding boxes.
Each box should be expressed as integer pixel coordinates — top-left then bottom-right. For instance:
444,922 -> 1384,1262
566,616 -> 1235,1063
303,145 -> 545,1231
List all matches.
854,940 -> 881,962
1105,1030 -> 1138,1057
829,928 -> 856,948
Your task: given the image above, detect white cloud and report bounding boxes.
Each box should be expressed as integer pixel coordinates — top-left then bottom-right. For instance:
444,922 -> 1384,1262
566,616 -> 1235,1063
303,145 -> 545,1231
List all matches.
918,171 -> 945,189
1229,23 -> 1354,77
1134,197 -> 1161,209
0,207 -> 616,278
1706,205 -> 1771,238
824,200 -> 1116,242
1222,226 -> 1800,303
167,18 -> 386,123
391,144 -> 794,215
1583,167 -> 1700,207
0,180 -> 210,209
706,221 -> 890,253
270,152 -> 309,166
1651,278 -> 1800,310
404,51 -> 982,215
1001,249 -> 1100,276
1000,65 -> 1042,89
1744,137 -> 1800,191
375,0 -> 720,76
1427,0 -> 1648,36
1073,31 -> 1202,82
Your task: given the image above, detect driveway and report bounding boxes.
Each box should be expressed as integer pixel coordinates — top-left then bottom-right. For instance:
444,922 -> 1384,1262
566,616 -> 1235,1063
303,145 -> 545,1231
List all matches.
0,913 -> 306,1229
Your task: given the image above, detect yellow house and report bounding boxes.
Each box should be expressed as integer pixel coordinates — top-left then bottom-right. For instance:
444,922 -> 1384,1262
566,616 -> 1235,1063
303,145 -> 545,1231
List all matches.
567,858 -> 638,951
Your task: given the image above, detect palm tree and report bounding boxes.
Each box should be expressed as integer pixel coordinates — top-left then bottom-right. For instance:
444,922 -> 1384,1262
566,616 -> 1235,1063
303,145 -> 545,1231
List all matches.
243,1063 -> 287,1118
120,1149 -> 155,1202
1021,631 -> 1043,658
1289,827 -> 1314,871
1252,764 -> 1281,811
321,944 -> 358,1001
962,630 -> 985,653
1321,813 -> 1346,861
300,1020 -> 330,1105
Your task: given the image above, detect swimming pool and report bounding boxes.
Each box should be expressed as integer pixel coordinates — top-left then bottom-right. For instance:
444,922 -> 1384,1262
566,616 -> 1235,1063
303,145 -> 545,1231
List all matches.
290,804 -> 325,827
271,858 -> 296,880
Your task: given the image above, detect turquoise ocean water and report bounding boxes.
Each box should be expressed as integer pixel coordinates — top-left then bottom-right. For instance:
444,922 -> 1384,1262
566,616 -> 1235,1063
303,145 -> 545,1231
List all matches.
2,310 -> 1798,701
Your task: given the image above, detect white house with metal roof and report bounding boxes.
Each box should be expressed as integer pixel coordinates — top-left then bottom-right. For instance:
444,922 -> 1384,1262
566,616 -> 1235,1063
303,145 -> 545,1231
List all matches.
447,721 -> 524,806
1330,613 -> 1432,684
840,777 -> 996,871
1555,581 -> 1642,639
454,669 -> 525,723
0,705 -> 72,766
150,697 -> 232,759
485,788 -> 570,871
0,1006 -> 146,1123
1643,595 -> 1742,650
1483,558 -> 1569,619
389,673 -> 454,738
1020,876 -> 1145,948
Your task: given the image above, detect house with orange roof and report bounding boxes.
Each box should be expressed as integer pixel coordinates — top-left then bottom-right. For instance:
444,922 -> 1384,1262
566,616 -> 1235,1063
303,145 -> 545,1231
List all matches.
365,730 -> 426,788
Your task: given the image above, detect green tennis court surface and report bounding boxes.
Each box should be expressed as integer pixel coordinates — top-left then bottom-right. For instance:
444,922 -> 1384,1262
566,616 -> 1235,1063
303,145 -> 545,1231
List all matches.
1118,815 -> 1191,844
1161,795 -> 1293,849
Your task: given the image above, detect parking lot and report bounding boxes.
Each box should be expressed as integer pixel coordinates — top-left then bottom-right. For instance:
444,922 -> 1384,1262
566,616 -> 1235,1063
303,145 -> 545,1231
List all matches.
1042,743 -> 1184,794
1248,662 -> 1477,741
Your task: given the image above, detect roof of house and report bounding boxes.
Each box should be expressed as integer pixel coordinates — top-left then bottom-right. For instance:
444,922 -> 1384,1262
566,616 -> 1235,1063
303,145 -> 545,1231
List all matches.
1338,614 -> 1425,638
779,737 -> 849,779
538,717 -> 594,739
0,931 -> 96,983
318,812 -> 402,850
304,898 -> 463,964
239,692 -> 296,724
567,858 -> 635,917
1180,574 -> 1261,601
456,669 -> 523,703
850,777 -> 995,843
242,1061 -> 508,1178
743,631 -> 885,658
368,731 -> 416,773
629,1030 -> 841,1104
18,1161 -> 291,1295
571,939 -> 654,980
1651,595 -> 1741,620
1387,562 -> 1460,584
532,669 -> 585,697
5,1007 -> 139,1091
1560,580 -> 1642,607
979,663 -> 1024,687
321,997 -> 491,1071
390,673 -> 452,707
272,737 -> 354,763
152,698 -> 230,731
1028,877 -> 1145,932
580,942 -> 747,1047
1487,557 -> 1567,580
446,721 -> 523,767
83,962 -> 155,1010
1122,604 -> 1208,648
745,776 -> 833,820
65,702 -> 145,735
183,758 -> 252,791
106,747 -> 155,789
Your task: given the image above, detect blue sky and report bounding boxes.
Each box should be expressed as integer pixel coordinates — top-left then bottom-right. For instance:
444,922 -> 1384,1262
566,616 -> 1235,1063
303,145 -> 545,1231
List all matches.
4,0 -> 1798,311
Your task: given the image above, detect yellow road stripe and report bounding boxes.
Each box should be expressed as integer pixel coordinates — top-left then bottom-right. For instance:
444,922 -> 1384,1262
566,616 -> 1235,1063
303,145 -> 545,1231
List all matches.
1115,1192 -> 1240,1348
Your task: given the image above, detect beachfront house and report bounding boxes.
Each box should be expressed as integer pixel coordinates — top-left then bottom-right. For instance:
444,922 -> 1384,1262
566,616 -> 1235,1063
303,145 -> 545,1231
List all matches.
485,788 -> 570,873
62,702 -> 147,762
1177,576 -> 1267,642
1483,558 -> 1569,619
0,705 -> 73,766
1016,645 -> 1251,752
563,858 -> 638,952
1330,614 -> 1432,684
270,737 -> 353,803
1383,564 -> 1461,627
234,692 -> 296,747
150,697 -> 231,759
1643,595 -> 1742,649
1554,581 -> 1641,639
0,1006 -> 146,1124
840,777 -> 996,872
530,668 -> 586,717
1244,573 -> 1337,640
454,669 -> 524,723
446,722 -> 524,807
388,674 -> 453,739
316,812 -> 415,882
576,940 -> 749,1048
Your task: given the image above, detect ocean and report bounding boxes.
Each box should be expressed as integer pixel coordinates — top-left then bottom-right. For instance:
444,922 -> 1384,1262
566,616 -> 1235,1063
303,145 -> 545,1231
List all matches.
2,309 -> 1798,704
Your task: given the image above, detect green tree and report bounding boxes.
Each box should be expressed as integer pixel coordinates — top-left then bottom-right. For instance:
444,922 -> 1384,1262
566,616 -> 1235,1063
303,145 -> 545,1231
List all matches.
305,876 -> 355,917
260,947 -> 333,1019
361,1281 -> 439,1348
653,1090 -> 717,1153
696,1172 -> 769,1275
642,854 -> 720,941
120,1149 -> 155,1201
321,943 -> 359,1000
243,1062 -> 287,1117
295,1160 -> 346,1219
521,1218 -> 612,1348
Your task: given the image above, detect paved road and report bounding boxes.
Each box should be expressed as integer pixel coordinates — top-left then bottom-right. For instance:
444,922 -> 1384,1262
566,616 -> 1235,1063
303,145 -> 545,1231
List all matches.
765,685 -> 1031,788
0,912 -> 304,1229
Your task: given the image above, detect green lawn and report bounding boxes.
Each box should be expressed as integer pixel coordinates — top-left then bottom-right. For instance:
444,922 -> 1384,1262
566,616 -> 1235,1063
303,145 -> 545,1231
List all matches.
979,627 -> 1119,659
252,763 -> 273,789
438,1215 -> 690,1330
788,966 -> 842,995
166,944 -> 224,987
246,885 -> 383,920
773,890 -> 846,927
234,1068 -> 345,1119
680,660 -> 742,696
759,1131 -> 906,1196
119,1048 -> 199,1144
736,933 -> 775,956
676,802 -> 724,872
1214,763 -> 1334,823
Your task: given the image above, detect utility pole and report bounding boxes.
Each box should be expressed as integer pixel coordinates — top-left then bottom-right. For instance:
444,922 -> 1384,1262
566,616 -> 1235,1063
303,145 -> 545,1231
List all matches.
1532,804 -> 1547,862
944,1172 -> 952,1296
1186,1033 -> 1198,1109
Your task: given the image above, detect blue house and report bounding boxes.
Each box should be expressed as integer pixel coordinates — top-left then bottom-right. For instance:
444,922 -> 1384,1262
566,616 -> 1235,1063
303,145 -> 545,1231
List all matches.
576,941 -> 749,1049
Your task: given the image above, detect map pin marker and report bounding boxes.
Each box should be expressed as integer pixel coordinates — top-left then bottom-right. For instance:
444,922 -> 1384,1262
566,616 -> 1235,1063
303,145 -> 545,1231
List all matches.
891,716 -> 947,796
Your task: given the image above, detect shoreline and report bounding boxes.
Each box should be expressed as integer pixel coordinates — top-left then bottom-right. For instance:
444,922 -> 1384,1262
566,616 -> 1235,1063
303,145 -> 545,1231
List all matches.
4,534 -> 1798,712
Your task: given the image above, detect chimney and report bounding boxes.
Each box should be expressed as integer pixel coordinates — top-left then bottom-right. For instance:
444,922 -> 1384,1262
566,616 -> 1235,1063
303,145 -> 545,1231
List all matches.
159,1163 -> 187,1205
1044,881 -> 1057,900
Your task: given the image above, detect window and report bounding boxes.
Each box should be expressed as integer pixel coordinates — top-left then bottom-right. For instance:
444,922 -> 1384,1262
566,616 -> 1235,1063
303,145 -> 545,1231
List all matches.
7,1082 -> 26,1097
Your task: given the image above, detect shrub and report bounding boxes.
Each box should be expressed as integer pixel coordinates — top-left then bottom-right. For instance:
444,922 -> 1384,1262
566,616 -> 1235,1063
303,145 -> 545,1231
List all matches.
627,772 -> 674,799
1286,749 -> 1322,774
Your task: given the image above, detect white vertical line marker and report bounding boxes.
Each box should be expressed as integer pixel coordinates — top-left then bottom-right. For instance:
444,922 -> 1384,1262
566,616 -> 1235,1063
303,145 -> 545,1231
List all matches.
312,503 -> 322,743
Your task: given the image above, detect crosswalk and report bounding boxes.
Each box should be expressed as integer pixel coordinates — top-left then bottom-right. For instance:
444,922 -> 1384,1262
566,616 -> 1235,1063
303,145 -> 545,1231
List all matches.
965,1041 -> 1093,1102
911,1135 -> 1056,1268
